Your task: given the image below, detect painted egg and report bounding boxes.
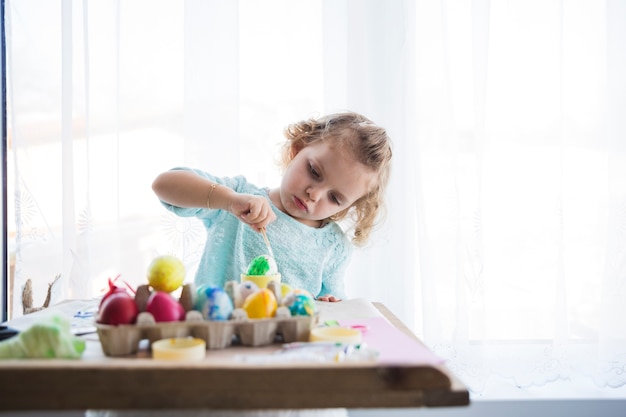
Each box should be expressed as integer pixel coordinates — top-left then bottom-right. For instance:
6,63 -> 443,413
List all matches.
283,287 -> 313,301
195,285 -> 234,321
242,288 -> 277,319
285,293 -> 317,317
246,255 -> 278,276
238,281 -> 259,304
280,283 -> 294,299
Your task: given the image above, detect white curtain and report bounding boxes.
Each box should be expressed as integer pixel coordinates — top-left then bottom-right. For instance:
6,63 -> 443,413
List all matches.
5,0 -> 626,396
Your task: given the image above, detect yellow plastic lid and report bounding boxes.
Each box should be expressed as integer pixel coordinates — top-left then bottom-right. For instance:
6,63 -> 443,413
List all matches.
152,337 -> 206,361
309,327 -> 363,344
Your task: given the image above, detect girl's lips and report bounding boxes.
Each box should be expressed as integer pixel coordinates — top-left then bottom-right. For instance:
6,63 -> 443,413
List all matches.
293,196 -> 308,212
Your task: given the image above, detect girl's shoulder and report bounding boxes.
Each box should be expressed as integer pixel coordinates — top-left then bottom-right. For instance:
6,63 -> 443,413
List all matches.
320,222 -> 353,255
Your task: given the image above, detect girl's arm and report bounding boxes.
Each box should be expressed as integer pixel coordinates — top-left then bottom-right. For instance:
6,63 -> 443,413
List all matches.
152,170 -> 229,208
152,170 -> 276,231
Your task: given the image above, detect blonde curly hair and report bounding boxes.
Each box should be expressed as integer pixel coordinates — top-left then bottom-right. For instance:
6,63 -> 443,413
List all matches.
279,112 -> 392,246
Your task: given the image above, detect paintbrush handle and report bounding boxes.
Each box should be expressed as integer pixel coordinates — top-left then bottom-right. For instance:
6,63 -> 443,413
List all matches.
261,228 -> 275,259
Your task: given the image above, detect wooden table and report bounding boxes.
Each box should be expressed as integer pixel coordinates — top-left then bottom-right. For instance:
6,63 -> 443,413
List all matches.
0,299 -> 469,411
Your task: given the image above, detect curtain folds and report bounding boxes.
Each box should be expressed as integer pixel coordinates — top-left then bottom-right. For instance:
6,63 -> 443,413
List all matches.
6,0 -> 626,396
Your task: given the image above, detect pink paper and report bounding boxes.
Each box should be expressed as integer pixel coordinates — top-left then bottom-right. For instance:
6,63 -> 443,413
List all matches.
338,317 -> 444,365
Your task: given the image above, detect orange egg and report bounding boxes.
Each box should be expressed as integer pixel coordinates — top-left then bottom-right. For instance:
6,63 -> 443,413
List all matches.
242,289 -> 277,319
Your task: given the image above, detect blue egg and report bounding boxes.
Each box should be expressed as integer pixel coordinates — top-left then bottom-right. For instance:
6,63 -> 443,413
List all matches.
287,293 -> 316,317
195,285 -> 234,321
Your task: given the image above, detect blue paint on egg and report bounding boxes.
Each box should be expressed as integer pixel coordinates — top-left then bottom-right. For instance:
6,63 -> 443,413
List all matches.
287,293 -> 316,317
195,285 -> 234,321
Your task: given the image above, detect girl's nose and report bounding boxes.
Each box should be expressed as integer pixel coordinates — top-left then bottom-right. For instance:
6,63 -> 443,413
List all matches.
306,186 -> 320,202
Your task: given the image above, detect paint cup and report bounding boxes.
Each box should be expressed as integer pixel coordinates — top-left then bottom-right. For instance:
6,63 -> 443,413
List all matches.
240,273 -> 281,289
152,337 -> 206,361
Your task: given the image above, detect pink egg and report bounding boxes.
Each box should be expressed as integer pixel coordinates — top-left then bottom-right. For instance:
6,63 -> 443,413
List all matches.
146,291 -> 185,322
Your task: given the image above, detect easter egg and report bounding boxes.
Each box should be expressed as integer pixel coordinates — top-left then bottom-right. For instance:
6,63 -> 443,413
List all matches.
97,292 -> 139,325
246,255 -> 278,276
99,275 -> 131,309
195,285 -> 234,321
242,288 -> 277,319
284,288 -> 313,300
146,291 -> 185,322
285,293 -> 317,317
147,255 -> 186,293
238,281 -> 259,304
280,283 -> 294,299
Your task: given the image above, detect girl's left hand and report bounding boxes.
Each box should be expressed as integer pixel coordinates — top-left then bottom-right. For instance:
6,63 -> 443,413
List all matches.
316,295 -> 342,302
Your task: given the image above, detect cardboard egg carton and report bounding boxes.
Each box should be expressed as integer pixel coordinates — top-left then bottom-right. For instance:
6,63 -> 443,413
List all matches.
96,283 -> 317,357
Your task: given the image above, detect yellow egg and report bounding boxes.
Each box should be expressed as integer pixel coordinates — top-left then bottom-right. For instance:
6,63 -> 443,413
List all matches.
242,289 -> 277,319
147,255 -> 185,293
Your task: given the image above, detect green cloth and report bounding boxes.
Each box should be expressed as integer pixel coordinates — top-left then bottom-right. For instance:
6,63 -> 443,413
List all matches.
0,315 -> 85,359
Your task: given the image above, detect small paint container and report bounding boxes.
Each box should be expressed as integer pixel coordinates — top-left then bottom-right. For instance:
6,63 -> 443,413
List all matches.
309,327 -> 363,344
152,337 -> 206,361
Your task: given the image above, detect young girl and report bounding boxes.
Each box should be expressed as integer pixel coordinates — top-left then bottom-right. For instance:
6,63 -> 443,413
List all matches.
151,111 -> 392,302
87,112 -> 392,417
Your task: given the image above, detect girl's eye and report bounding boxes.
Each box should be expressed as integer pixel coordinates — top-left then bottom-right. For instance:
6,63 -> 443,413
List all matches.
330,193 -> 341,205
309,164 -> 320,179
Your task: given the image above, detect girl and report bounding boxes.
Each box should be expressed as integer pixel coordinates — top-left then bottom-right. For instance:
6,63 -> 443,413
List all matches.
151,111 -> 393,302
88,113 -> 392,417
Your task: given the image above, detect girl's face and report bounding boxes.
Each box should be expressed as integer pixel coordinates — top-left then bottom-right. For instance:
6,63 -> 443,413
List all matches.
274,141 -> 375,227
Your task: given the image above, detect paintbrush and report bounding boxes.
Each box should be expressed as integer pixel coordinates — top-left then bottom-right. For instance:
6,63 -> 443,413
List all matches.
261,227 -> 275,259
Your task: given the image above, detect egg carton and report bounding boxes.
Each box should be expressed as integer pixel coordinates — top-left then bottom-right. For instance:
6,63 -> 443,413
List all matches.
96,283 -> 318,357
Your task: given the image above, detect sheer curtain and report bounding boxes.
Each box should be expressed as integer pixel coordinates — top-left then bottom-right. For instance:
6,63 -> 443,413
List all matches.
5,0 -> 626,397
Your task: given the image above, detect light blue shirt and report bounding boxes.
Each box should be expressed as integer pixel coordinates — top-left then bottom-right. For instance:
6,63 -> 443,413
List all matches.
160,167 -> 352,299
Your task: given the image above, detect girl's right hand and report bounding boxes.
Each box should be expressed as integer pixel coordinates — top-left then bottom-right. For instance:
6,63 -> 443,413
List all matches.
229,193 -> 277,232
